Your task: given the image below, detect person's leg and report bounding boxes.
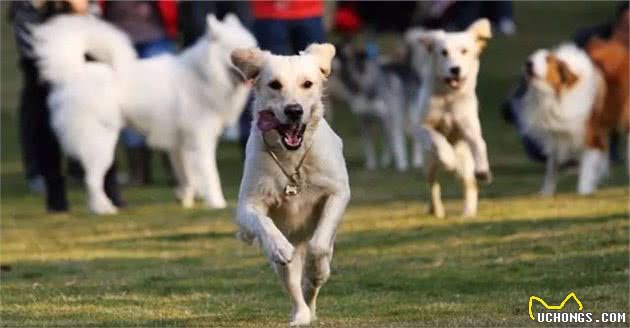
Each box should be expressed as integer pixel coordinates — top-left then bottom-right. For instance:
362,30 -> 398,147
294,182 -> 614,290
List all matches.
178,1 -> 217,47
289,17 -> 325,53
104,162 -> 125,207
18,58 -> 44,192
137,38 -> 177,57
29,79 -> 68,212
254,19 -> 292,54
447,1 -> 482,30
488,1 -> 516,35
216,2 -> 254,29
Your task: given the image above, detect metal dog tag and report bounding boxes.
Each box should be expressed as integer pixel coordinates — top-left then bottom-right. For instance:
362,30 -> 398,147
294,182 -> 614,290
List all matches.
284,183 -> 299,196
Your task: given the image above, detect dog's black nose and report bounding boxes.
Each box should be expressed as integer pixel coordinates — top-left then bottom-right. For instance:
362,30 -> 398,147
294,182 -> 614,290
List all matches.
284,104 -> 303,122
449,66 -> 461,76
525,60 -> 534,75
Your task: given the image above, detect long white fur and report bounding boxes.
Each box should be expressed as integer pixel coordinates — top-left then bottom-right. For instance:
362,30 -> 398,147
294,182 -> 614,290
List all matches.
521,43 -> 605,195
232,44 -> 350,326
33,14 -> 257,214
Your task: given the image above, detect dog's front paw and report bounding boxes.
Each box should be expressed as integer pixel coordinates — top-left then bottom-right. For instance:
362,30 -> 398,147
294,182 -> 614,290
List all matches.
289,307 -> 311,327
475,170 -> 492,184
266,235 -> 295,265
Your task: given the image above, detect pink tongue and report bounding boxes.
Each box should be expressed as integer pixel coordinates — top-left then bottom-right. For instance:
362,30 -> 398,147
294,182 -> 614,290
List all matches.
257,110 -> 280,132
285,132 -> 300,146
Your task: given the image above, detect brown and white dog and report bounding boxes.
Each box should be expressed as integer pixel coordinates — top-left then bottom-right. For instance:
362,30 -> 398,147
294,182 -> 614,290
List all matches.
521,43 -> 607,195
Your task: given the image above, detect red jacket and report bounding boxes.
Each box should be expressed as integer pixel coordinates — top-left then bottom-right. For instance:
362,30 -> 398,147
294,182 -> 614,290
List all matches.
251,0 -> 324,20
99,0 -> 178,39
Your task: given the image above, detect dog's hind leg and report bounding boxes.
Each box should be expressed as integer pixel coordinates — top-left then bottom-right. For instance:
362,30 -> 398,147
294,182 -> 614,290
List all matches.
540,150 -> 558,196
424,153 -> 445,218
303,243 -> 333,320
360,119 -> 378,170
169,150 -> 195,208
387,119 -> 409,172
412,137 -> 424,169
453,141 -> 477,218
198,135 -> 227,209
81,132 -> 118,215
273,243 -> 310,326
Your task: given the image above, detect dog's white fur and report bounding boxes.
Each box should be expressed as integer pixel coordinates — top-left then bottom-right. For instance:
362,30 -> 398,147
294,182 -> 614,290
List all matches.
521,44 -> 606,195
409,19 -> 492,218
232,44 -> 350,326
33,14 -> 257,214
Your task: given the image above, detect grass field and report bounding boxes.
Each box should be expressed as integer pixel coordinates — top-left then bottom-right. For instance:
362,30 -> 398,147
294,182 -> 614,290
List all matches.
1,2 -> 629,327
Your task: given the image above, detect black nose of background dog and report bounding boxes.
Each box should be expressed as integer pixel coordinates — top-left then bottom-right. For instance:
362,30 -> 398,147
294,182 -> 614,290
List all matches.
284,104 -> 303,122
525,60 -> 534,76
450,66 -> 461,76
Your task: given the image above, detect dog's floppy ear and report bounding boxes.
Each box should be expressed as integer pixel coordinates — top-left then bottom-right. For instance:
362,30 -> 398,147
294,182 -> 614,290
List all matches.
231,48 -> 266,80
467,18 -> 492,51
304,43 -> 336,78
556,58 -> 579,87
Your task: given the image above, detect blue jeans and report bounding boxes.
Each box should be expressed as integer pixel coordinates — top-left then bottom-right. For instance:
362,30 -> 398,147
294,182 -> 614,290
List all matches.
239,17 -> 325,147
121,38 -> 176,148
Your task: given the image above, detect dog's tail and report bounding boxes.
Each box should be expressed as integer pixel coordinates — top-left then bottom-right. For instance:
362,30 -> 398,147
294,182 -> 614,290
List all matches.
32,15 -> 136,84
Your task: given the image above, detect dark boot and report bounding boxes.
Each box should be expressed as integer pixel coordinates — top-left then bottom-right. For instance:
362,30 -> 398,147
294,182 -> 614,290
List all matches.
104,163 -> 125,207
126,147 -> 148,186
141,147 -> 153,185
45,176 -> 68,212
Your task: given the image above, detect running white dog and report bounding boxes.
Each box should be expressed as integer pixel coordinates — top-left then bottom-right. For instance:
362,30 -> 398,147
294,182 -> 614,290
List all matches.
410,19 -> 493,218
231,44 -> 350,326
33,14 -> 256,214
521,44 -> 606,195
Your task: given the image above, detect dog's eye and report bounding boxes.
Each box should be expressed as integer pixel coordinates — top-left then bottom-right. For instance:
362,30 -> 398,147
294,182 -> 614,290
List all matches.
302,80 -> 313,89
461,48 -> 468,55
441,49 -> 448,57
268,80 -> 282,90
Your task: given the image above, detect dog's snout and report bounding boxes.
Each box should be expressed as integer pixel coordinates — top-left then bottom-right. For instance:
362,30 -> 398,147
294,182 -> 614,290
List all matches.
284,104 -> 303,121
449,66 -> 461,76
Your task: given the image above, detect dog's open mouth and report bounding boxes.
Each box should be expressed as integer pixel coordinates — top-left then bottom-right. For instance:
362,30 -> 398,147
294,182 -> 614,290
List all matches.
278,123 -> 306,150
257,110 -> 306,151
444,76 -> 465,89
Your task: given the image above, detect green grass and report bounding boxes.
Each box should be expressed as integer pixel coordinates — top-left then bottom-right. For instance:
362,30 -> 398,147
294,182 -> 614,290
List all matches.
1,2 -> 629,327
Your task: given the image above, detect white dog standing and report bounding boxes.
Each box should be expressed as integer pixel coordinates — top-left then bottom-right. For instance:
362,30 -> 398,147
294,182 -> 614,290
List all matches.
410,19 -> 493,218
231,44 -> 350,326
33,14 -> 257,214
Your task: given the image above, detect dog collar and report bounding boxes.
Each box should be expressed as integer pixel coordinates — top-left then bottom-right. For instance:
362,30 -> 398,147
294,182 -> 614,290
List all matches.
262,137 -> 313,197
